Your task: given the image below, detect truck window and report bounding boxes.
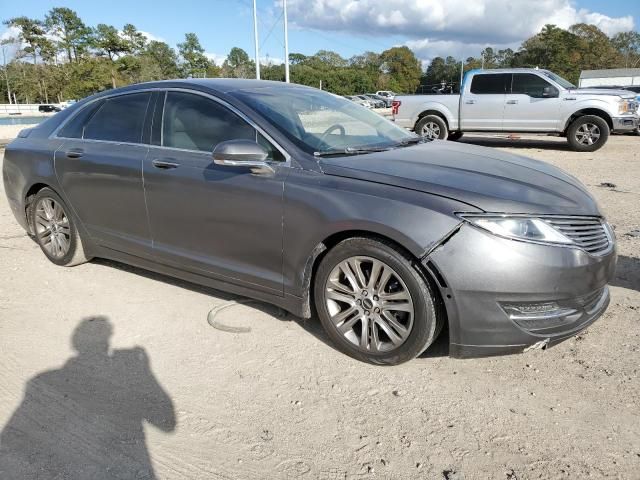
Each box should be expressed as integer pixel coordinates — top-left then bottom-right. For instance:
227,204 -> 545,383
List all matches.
512,74 -> 556,98
470,74 -> 510,94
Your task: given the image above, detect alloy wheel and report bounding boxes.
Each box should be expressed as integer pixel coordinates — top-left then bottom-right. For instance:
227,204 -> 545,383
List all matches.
421,122 -> 441,140
575,123 -> 601,146
324,256 -> 414,353
34,197 -> 71,258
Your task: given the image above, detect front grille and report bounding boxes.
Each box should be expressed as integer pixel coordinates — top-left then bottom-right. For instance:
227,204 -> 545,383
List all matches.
544,217 -> 611,255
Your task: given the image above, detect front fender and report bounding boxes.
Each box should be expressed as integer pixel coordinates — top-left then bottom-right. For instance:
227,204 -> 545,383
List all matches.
561,98 -> 616,129
282,169 -> 472,300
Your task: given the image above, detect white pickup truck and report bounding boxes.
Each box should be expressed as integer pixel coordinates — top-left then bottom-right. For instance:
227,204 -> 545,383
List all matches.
392,68 -> 640,151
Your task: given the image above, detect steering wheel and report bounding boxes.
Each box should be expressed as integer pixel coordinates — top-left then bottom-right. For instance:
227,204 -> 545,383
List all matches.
318,123 -> 346,147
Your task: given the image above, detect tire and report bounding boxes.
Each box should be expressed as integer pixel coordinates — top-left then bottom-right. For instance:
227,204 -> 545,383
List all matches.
416,115 -> 448,140
31,187 -> 90,267
314,237 -> 441,365
447,131 -> 464,141
566,115 -> 610,152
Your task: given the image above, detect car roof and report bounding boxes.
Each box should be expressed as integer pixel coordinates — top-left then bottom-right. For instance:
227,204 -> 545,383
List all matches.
89,78 -> 315,99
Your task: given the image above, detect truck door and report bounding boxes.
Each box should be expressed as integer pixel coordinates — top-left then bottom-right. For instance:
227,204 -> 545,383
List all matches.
503,73 -> 561,131
460,73 -> 510,131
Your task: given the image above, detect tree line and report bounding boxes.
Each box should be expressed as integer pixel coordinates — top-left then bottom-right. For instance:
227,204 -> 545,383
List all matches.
1,7 -> 639,104
422,24 -> 640,90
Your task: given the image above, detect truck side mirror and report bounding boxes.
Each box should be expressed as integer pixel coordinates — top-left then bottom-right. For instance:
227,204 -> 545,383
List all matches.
542,86 -> 559,98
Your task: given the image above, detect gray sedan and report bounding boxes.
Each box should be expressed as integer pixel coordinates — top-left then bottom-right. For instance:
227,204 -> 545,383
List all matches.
3,79 -> 616,365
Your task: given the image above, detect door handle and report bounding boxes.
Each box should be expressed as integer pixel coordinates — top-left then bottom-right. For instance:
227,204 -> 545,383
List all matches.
65,148 -> 84,159
506,100 -> 518,105
152,158 -> 180,170
465,100 -> 476,105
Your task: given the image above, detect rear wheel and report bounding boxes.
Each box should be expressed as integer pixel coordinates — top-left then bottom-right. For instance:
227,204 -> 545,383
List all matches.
31,188 -> 90,267
314,237 -> 440,365
416,115 -> 448,140
566,115 -> 609,152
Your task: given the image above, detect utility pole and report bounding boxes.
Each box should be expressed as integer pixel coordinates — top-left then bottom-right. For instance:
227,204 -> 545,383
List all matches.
283,0 -> 290,82
253,0 -> 260,79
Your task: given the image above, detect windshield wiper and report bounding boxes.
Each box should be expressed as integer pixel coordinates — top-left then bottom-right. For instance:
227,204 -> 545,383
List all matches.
395,136 -> 428,147
314,145 -> 393,157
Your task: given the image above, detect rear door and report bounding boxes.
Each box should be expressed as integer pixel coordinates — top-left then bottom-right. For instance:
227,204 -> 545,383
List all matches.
503,73 -> 561,131
460,73 -> 510,130
54,92 -> 153,257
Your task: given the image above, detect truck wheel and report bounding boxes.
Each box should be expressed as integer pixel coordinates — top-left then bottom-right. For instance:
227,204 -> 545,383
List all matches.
567,115 -> 609,152
447,131 -> 464,141
416,115 -> 448,140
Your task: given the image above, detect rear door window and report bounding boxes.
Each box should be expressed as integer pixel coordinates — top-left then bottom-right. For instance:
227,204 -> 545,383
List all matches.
57,101 -> 104,139
470,74 -> 510,94
83,93 -> 151,143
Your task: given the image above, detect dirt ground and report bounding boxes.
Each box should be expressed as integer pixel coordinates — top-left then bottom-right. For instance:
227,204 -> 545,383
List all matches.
0,134 -> 638,480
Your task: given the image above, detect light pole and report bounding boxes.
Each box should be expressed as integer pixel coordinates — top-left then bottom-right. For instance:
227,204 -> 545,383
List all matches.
283,0 -> 290,82
253,0 -> 260,79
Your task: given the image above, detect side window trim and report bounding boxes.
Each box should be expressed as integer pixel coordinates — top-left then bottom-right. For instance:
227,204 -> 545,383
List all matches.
51,87 -> 290,163
156,88 -> 290,163
52,90 -> 155,145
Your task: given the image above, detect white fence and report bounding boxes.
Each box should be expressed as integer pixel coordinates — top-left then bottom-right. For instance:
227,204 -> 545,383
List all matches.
0,104 -> 65,115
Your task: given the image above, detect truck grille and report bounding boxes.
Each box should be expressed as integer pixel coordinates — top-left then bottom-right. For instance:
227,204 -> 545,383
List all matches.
544,217 -> 611,255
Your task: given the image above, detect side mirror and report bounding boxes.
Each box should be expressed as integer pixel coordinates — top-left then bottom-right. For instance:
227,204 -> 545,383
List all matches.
541,86 -> 558,98
212,139 -> 274,175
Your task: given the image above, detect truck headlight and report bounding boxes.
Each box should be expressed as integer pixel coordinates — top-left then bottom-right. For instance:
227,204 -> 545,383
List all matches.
619,99 -> 633,114
457,214 -> 572,245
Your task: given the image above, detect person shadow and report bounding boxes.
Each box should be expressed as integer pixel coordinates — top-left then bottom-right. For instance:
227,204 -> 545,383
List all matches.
0,316 -> 176,480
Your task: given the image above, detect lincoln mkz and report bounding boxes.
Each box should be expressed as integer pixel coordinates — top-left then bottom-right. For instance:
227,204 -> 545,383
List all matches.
3,79 -> 616,364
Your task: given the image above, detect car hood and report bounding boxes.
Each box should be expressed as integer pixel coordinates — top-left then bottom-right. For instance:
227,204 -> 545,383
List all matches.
572,88 -> 636,99
319,140 -> 601,216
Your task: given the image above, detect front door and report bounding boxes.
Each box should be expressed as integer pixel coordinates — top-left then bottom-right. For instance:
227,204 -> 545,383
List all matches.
54,92 -> 153,257
143,90 -> 288,294
460,73 -> 510,131
503,73 -> 562,131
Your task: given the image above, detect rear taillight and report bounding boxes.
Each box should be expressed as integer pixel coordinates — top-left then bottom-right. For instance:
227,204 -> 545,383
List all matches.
391,100 -> 401,116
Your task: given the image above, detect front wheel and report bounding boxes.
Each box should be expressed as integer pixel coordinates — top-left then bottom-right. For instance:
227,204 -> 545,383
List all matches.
31,187 -> 90,266
314,238 -> 440,365
416,115 -> 448,140
566,115 -> 610,152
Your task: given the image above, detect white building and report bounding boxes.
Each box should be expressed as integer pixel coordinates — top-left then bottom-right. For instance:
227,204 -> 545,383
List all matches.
579,68 -> 640,88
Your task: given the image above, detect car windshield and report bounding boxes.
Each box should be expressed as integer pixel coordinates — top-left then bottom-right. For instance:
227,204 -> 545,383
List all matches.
541,71 -> 576,89
230,87 -> 415,156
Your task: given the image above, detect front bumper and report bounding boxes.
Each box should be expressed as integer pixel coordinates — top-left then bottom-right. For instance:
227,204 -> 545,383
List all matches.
612,115 -> 639,132
427,224 -> 617,358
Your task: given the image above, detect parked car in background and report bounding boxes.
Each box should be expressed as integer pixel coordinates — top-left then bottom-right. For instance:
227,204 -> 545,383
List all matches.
347,95 -> 373,108
364,93 -> 392,108
357,95 -> 385,109
3,79 -> 616,365
376,90 -> 396,99
38,105 -> 62,113
393,68 -> 639,151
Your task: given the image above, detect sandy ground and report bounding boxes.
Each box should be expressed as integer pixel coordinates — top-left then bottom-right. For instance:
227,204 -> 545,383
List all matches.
0,125 -> 31,143
0,134 -> 639,480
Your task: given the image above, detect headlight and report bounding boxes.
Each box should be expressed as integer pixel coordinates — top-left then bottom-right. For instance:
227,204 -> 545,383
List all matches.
619,99 -> 635,114
458,214 -> 572,245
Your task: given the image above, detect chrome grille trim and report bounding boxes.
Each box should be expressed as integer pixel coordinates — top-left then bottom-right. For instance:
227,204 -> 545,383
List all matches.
543,216 -> 611,255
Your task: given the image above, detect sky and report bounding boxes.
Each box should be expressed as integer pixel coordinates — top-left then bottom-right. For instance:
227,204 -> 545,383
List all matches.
1,0 -> 639,66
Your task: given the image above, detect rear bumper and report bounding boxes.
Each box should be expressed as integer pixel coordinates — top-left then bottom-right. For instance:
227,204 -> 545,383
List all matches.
612,115 -> 639,132
427,224 -> 617,358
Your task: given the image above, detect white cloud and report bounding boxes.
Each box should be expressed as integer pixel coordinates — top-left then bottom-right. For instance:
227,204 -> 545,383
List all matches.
205,52 -> 227,66
139,30 -> 165,43
285,0 -> 635,62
